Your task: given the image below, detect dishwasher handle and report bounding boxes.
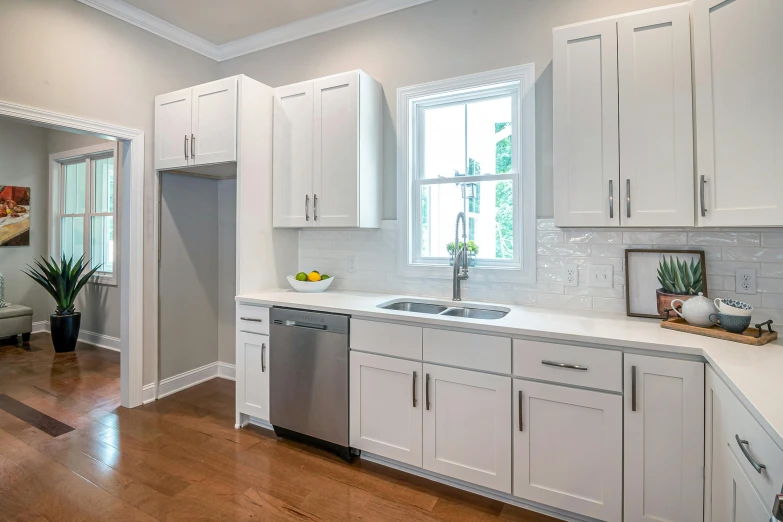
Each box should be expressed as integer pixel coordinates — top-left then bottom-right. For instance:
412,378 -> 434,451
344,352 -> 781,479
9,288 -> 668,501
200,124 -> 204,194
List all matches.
281,320 -> 328,330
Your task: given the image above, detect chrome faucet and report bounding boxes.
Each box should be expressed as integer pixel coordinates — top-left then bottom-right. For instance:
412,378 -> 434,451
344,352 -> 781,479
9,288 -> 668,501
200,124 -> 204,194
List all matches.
453,211 -> 469,301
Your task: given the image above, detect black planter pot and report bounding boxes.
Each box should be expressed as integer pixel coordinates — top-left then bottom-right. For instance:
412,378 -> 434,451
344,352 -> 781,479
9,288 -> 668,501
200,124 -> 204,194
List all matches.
50,312 -> 81,353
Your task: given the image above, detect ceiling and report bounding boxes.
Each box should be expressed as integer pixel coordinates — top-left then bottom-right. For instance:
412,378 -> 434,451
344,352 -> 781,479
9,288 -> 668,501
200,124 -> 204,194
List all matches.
122,0 -> 366,45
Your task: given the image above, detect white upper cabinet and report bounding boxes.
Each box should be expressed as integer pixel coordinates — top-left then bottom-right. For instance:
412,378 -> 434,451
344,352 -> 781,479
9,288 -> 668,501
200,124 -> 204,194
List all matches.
618,4 -> 694,227
155,77 -> 238,170
273,70 -> 382,229
553,19 -> 619,228
693,0 -> 783,226
624,354 -> 704,522
191,77 -> 238,166
273,81 -> 313,228
155,87 -> 192,170
554,4 -> 695,227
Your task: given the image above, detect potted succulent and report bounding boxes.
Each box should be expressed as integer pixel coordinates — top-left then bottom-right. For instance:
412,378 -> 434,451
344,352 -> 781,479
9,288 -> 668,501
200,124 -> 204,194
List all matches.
656,255 -> 704,318
24,255 -> 101,353
447,240 -> 479,267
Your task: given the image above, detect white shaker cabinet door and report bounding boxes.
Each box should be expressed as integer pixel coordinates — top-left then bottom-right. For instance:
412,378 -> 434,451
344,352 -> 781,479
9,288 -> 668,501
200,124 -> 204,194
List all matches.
624,354 -> 704,522
422,364 -> 511,493
312,71 -> 359,228
693,0 -> 783,226
273,81 -> 314,228
618,4 -> 694,227
513,380 -> 622,522
236,330 -> 269,422
349,352 -> 422,467
553,19 -> 619,227
155,88 -> 192,170
191,77 -> 238,166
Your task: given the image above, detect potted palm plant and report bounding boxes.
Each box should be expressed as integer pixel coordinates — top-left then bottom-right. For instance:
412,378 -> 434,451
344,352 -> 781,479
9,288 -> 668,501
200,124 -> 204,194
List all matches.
656,255 -> 704,317
24,255 -> 101,353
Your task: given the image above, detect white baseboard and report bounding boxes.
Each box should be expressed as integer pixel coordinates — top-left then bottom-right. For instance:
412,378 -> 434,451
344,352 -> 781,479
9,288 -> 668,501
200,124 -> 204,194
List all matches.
30,321 -> 121,351
143,360 -> 235,404
361,453 -> 596,522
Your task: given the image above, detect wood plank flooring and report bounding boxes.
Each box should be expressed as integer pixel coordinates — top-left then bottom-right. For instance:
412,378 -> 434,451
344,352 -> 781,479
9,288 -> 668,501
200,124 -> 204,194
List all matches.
0,333 -> 557,521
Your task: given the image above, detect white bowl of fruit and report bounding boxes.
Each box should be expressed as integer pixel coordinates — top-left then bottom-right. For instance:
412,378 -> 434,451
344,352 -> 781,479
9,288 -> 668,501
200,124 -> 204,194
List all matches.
287,271 -> 335,293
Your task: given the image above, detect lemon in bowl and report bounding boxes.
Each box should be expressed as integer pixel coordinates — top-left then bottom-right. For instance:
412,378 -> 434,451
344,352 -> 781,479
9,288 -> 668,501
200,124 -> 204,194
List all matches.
287,271 -> 335,293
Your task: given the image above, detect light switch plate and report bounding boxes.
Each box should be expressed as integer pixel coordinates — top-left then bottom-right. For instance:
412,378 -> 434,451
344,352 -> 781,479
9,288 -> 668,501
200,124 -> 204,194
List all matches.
735,268 -> 757,294
589,265 -> 614,288
563,264 -> 579,286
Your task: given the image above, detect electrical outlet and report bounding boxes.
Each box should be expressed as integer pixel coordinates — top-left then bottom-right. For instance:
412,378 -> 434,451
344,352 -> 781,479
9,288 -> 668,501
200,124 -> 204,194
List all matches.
348,256 -> 357,273
589,265 -> 614,288
735,268 -> 757,295
563,264 -> 579,287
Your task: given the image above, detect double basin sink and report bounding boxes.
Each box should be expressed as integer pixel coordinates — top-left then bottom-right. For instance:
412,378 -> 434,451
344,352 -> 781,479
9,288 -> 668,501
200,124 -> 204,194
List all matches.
379,299 -> 510,320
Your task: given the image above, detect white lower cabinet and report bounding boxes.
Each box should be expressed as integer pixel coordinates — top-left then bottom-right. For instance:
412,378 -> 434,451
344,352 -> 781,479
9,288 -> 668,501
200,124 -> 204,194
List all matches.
422,363 -> 512,493
513,379 -> 622,522
236,330 -> 270,421
349,352 -> 422,467
624,354 -> 705,522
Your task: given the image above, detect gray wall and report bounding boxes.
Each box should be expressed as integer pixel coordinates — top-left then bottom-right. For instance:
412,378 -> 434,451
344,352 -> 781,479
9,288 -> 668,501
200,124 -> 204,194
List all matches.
0,117 -> 50,323
217,179 -> 237,365
219,0 -> 675,219
46,129 -> 120,338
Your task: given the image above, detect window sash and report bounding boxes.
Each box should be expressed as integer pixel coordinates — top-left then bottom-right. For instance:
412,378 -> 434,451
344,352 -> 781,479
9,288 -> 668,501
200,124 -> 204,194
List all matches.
410,84 -> 521,268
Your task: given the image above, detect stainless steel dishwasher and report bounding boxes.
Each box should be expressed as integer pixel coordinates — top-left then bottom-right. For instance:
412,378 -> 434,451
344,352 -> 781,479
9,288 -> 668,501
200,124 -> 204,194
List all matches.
269,307 -> 352,460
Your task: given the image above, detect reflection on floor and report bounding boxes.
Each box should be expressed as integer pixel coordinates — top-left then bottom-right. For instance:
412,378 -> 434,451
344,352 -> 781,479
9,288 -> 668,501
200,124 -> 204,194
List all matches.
0,333 -> 556,521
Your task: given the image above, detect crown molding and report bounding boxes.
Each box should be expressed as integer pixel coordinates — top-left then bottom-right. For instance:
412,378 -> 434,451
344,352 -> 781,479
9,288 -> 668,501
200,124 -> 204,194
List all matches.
76,0 -> 222,60
77,0 -> 435,62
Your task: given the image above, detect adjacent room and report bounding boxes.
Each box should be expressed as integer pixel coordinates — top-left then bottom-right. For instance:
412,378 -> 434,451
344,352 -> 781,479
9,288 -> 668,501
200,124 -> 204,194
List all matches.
0,0 -> 780,521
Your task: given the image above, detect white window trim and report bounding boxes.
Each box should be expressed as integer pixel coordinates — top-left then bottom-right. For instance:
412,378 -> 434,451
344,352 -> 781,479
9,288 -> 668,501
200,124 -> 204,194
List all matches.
396,64 -> 536,282
48,142 -> 120,286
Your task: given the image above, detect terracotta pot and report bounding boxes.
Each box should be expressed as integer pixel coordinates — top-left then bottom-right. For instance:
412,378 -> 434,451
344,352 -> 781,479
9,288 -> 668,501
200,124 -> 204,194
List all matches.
656,289 -> 695,318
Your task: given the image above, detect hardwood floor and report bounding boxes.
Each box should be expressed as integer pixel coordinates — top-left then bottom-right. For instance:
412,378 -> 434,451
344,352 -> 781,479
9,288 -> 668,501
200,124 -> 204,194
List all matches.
0,333 -> 557,521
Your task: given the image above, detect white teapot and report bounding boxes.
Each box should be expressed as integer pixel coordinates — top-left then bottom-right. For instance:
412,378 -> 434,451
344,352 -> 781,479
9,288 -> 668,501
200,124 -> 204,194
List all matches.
670,293 -> 716,327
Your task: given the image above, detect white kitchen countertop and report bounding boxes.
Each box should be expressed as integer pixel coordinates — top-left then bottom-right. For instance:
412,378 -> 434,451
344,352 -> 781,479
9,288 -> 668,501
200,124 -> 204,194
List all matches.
237,289 -> 783,452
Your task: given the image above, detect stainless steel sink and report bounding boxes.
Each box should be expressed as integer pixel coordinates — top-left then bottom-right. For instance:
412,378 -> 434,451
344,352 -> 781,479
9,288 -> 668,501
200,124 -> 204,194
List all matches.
381,301 -> 450,314
440,307 -> 509,320
378,299 -> 510,320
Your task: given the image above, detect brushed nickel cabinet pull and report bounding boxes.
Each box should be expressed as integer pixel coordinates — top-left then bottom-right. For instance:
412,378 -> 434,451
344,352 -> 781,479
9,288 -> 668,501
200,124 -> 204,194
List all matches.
631,365 -> 637,412
542,360 -> 588,371
700,175 -> 707,217
240,317 -> 263,323
518,390 -> 523,432
184,135 -> 188,159
609,180 -> 614,219
736,435 -> 766,474
313,194 -> 318,221
305,195 -> 310,221
626,179 -> 631,218
261,343 -> 266,373
191,134 -> 195,159
425,373 -> 430,411
412,371 -> 417,408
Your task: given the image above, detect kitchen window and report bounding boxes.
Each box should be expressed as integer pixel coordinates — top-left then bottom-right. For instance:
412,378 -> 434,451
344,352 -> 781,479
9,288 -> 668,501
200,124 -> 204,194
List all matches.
49,143 -> 119,285
398,65 -> 536,281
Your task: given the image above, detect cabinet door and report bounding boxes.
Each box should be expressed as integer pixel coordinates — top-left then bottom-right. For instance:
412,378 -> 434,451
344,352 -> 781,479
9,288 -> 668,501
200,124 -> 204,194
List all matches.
514,380 -> 622,522
624,355 -> 704,522
423,364 -> 511,493
273,81 -> 313,228
693,0 -> 783,226
349,352 -> 422,467
618,5 -> 694,227
313,72 -> 359,227
235,330 -> 269,421
553,20 -> 619,227
155,88 -> 192,170
191,77 -> 237,166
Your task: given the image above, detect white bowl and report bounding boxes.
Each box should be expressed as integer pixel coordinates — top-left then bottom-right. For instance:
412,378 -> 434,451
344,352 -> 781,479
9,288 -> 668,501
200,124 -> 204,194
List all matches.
714,298 -> 754,317
287,275 -> 335,293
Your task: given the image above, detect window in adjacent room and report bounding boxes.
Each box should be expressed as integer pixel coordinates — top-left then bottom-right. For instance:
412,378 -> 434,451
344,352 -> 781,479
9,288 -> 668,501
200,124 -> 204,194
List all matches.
49,143 -> 118,285
398,65 -> 536,281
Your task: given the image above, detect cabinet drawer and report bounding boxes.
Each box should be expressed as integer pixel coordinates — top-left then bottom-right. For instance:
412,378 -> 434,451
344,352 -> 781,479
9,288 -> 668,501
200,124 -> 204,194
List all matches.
423,329 -> 510,374
513,339 -> 622,392
236,304 -> 269,335
350,319 -> 422,360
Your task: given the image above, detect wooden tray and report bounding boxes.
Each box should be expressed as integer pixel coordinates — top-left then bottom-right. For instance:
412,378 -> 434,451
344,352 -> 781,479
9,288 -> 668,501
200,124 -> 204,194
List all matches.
660,317 -> 778,345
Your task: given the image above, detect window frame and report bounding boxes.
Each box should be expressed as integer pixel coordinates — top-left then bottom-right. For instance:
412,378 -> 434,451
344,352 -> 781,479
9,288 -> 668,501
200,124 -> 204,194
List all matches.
49,142 -> 120,286
397,65 -> 536,282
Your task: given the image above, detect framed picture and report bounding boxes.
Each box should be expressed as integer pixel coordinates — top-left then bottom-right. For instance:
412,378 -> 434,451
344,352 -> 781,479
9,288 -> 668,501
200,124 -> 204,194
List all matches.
625,249 -> 708,319
0,186 -> 31,247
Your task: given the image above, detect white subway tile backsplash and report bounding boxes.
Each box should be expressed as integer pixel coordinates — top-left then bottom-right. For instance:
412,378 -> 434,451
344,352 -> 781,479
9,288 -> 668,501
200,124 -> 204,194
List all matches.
300,220 -> 783,318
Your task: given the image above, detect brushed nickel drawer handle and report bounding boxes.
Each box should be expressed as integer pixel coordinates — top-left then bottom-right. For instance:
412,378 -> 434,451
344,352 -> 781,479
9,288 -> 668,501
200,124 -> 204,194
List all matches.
240,317 -> 264,323
542,360 -> 588,371
736,434 -> 766,474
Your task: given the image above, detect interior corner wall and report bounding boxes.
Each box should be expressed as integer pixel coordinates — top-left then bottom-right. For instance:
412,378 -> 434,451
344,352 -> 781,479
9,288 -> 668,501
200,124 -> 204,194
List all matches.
46,129 -> 120,339
217,178 -> 237,366
217,0 -> 676,220
0,117 -> 49,323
